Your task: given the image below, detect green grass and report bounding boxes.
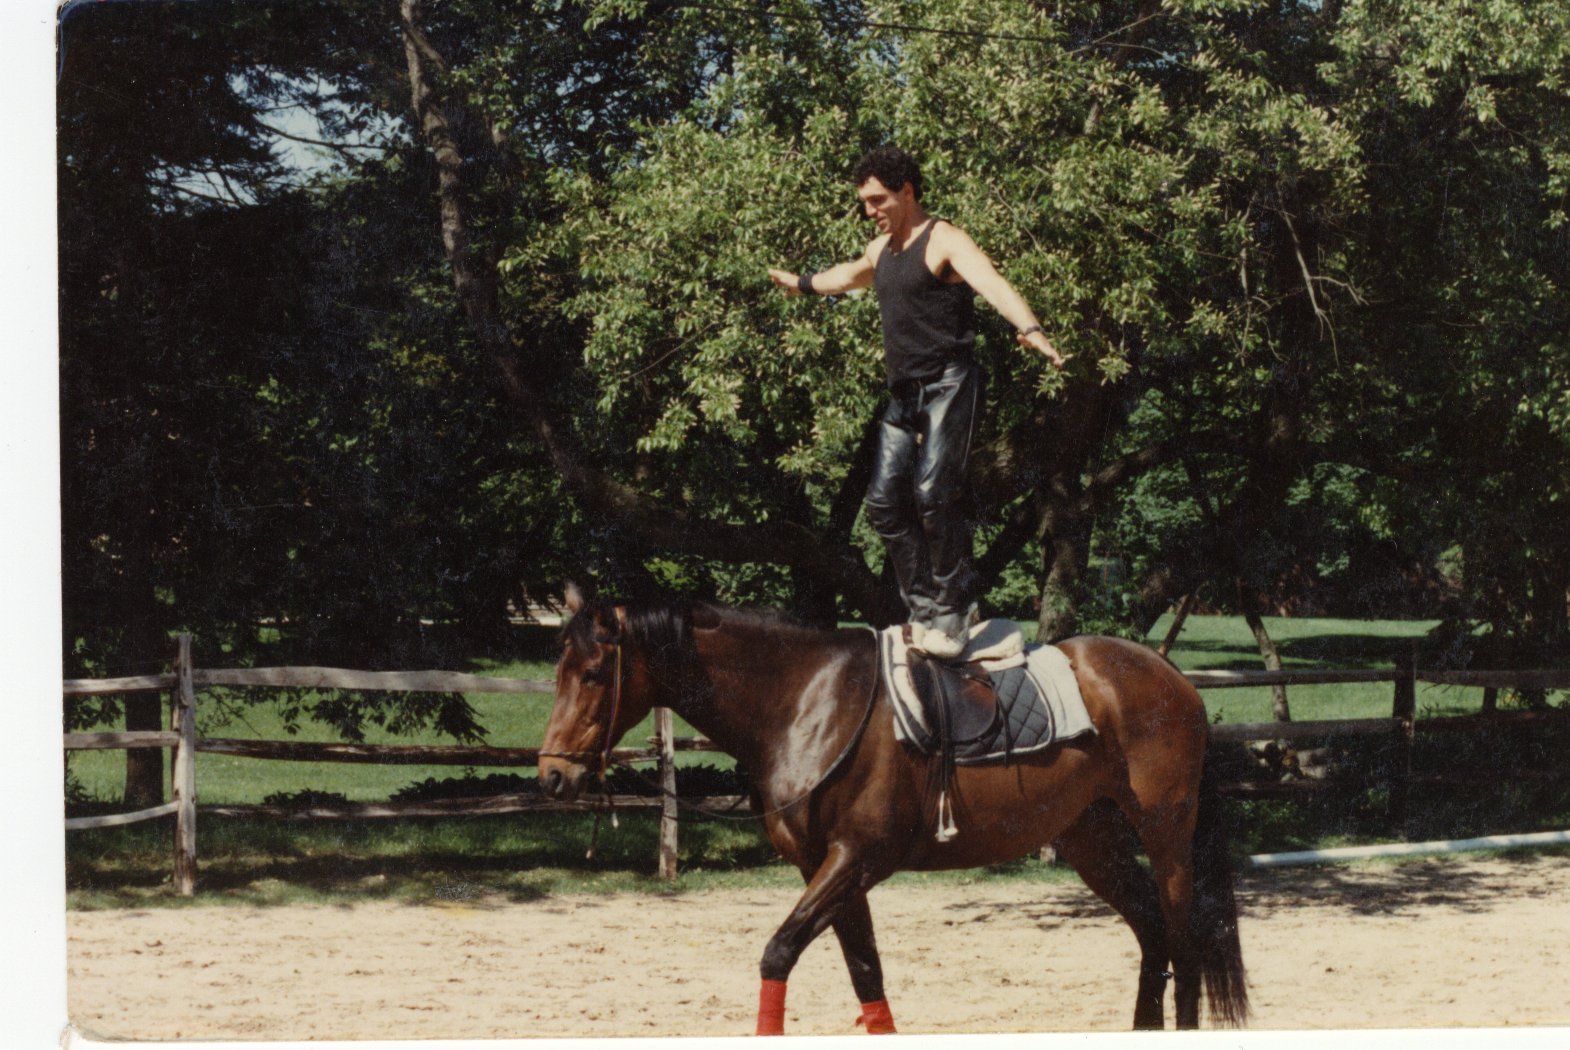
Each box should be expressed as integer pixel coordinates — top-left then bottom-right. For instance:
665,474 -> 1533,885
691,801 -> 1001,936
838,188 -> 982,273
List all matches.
68,811 -> 786,909
1146,612 -> 1479,723
66,615 -> 1569,907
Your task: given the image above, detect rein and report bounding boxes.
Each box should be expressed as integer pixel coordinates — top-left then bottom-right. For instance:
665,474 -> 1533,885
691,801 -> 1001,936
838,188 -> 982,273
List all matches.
586,642 -> 626,851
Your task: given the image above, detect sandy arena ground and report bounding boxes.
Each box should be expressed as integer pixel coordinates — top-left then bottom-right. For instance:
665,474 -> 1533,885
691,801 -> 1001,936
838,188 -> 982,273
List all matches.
67,853 -> 1570,1040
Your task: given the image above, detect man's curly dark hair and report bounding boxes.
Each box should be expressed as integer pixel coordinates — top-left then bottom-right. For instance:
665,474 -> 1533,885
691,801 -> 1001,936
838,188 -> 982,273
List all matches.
852,146 -> 924,202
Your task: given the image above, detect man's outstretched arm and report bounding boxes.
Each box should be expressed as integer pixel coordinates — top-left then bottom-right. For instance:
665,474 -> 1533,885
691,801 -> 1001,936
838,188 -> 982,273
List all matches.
768,245 -> 878,298
937,225 -> 1070,368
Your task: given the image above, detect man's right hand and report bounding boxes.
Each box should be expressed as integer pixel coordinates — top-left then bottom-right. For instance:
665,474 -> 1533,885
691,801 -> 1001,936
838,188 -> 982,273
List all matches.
768,269 -> 803,296
769,254 -> 875,297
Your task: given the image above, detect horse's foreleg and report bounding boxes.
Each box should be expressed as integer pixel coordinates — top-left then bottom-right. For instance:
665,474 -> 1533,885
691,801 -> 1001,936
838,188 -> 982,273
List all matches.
756,844 -> 865,1036
1054,800 -> 1169,1030
833,892 -> 896,1034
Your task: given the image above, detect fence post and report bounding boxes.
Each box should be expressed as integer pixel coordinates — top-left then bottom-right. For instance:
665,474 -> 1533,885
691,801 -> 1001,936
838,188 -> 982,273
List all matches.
172,633 -> 198,896
1388,645 -> 1417,836
656,707 -> 679,880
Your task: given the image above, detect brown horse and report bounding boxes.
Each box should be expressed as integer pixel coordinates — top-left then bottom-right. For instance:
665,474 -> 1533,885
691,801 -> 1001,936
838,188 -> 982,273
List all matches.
539,589 -> 1248,1035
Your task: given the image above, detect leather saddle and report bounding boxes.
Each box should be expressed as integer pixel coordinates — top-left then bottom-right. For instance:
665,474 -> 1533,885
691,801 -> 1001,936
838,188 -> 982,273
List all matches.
906,650 -> 1002,747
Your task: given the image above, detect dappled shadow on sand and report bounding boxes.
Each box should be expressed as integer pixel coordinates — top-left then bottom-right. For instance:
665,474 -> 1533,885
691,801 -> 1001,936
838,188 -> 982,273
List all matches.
1236,850 -> 1566,917
936,893 -> 1122,929
931,850 -> 1568,929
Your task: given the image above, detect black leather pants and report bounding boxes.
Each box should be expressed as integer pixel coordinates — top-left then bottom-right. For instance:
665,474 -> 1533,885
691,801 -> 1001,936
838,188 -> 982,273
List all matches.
864,360 -> 983,622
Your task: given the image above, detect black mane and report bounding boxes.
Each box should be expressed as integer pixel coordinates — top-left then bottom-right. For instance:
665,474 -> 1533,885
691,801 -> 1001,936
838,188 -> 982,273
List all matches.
562,595 -> 693,657
563,596 -> 824,651
622,597 -> 698,674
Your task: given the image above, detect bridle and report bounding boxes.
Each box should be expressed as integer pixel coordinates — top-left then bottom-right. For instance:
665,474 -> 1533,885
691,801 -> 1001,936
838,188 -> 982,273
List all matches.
539,603 -> 634,773
537,636 -> 627,857
537,641 -> 624,771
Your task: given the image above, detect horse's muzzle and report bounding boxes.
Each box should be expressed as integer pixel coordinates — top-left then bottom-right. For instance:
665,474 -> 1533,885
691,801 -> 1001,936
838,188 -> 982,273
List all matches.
539,762 -> 589,802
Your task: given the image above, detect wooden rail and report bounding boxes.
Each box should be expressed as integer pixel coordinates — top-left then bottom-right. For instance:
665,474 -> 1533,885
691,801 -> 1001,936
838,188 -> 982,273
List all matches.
1419,669 -> 1570,689
63,673 -> 177,696
192,666 -> 553,694
1209,718 -> 1397,744
64,731 -> 182,750
1409,709 -> 1570,732
63,635 -> 1569,894
194,738 -> 657,766
201,794 -> 750,822
1216,780 -> 1343,799
65,802 -> 181,831
1187,669 -> 1398,688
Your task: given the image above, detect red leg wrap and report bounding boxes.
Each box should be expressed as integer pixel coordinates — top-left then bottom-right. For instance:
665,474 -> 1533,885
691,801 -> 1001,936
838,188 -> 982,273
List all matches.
856,998 -> 897,1035
756,979 -> 788,1036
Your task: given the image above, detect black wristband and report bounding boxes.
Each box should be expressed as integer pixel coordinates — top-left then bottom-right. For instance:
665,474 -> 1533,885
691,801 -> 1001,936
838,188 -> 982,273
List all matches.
797,272 -> 815,295
1020,324 -> 1044,337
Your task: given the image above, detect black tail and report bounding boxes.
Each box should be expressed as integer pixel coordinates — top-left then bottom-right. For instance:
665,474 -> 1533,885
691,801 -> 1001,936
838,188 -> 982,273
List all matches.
1192,762 -> 1249,1026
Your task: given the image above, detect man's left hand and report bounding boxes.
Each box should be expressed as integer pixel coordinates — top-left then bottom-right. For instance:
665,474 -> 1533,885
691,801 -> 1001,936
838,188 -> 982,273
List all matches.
1018,329 -> 1070,369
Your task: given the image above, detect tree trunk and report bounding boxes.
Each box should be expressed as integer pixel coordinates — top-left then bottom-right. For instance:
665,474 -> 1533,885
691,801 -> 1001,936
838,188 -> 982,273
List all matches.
1243,605 -> 1291,722
1037,499 -> 1093,642
1156,593 -> 1195,658
123,692 -> 166,809
120,568 -> 167,808
968,379 -> 1116,643
1036,553 -> 1080,642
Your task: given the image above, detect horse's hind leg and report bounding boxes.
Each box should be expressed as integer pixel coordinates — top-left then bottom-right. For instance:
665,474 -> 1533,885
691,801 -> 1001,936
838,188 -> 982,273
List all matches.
1054,800 -> 1170,1030
1131,801 -> 1203,1029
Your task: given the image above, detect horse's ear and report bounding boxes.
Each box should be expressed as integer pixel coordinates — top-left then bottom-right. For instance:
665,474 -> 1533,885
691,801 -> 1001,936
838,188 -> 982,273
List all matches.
591,603 -> 627,642
563,580 -> 586,614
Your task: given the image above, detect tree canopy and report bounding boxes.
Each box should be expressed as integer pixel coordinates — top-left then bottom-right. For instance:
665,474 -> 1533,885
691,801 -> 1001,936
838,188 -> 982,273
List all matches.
60,0 -> 1570,759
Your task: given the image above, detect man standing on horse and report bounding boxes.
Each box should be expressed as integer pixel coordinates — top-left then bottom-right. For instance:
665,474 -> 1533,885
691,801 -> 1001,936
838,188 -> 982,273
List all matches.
769,146 -> 1068,659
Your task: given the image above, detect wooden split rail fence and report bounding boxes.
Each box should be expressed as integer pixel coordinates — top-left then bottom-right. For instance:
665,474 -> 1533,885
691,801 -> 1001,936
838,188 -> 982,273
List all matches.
64,635 -> 1570,894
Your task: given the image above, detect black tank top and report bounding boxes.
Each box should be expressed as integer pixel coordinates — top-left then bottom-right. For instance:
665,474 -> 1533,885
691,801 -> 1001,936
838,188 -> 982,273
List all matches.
874,219 -> 976,386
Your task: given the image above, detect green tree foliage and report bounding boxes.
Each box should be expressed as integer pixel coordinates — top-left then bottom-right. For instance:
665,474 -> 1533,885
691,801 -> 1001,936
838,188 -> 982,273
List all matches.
1324,0 -> 1570,660
57,0 -> 439,797
59,1 -> 568,761
59,0 -> 1570,780
540,0 -> 1567,647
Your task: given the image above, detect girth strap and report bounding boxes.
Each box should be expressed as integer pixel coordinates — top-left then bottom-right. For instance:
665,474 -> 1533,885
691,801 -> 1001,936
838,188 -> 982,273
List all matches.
933,670 -> 959,842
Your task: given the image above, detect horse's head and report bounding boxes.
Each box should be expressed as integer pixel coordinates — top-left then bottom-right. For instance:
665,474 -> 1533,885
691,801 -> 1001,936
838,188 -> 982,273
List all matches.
541,583 -> 696,802
539,583 -> 626,801
541,585 -> 714,801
